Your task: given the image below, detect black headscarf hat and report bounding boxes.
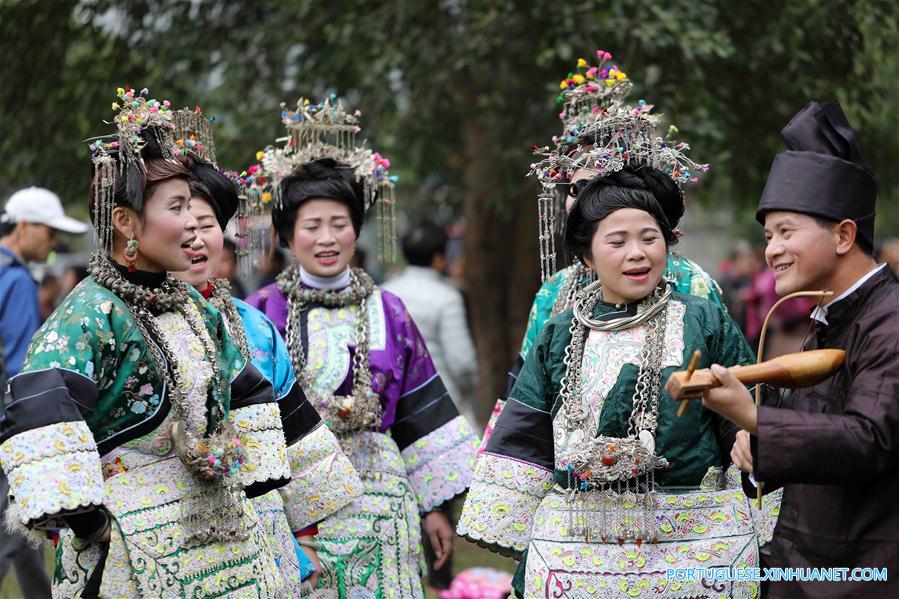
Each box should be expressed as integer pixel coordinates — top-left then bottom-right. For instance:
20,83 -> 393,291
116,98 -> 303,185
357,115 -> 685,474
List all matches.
756,101 -> 877,250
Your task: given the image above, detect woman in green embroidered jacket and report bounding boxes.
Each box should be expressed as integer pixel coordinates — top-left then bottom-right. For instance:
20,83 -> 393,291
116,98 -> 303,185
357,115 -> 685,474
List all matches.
459,161 -> 761,597
0,89 -> 293,597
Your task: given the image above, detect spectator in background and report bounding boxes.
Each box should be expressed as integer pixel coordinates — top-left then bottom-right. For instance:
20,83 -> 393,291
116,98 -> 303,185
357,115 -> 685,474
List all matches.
718,240 -> 760,333
0,186 -> 88,599
383,220 -> 479,425
0,187 -> 88,378
216,237 -> 247,298
257,244 -> 287,289
744,266 -> 814,358
60,264 -> 90,297
38,274 -> 61,321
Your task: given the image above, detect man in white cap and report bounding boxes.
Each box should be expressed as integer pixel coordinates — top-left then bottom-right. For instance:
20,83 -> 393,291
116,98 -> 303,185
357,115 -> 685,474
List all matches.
0,186 -> 88,599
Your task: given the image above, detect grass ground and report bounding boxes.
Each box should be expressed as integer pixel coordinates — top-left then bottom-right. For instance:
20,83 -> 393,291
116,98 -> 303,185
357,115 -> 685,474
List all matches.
0,539 -> 515,598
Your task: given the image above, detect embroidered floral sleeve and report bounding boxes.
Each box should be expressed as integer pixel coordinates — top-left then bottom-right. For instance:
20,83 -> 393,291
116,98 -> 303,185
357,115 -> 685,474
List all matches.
0,418 -> 105,532
16,280 -> 174,451
229,400 -> 291,496
460,317 -> 558,558
0,283 -> 120,531
458,452 -> 554,558
400,412 -> 481,512
277,422 -> 361,531
385,293 -> 480,512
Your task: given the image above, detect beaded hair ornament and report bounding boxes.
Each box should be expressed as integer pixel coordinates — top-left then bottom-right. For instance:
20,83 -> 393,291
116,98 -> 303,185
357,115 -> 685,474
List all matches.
87,86 -> 177,256
529,51 -> 709,280
172,106 -> 217,166
248,94 -> 399,261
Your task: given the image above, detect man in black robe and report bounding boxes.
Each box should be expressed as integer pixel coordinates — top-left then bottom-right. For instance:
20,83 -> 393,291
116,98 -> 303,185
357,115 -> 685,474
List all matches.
702,100 -> 899,597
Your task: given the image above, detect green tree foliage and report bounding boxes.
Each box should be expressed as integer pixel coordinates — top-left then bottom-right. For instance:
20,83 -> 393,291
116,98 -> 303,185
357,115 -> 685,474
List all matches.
2,0 -> 896,419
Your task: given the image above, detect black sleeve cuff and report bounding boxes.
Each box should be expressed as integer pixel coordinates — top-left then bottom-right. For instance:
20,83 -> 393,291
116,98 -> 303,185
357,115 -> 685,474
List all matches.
230,362 -> 277,410
65,508 -> 108,539
244,476 -> 291,499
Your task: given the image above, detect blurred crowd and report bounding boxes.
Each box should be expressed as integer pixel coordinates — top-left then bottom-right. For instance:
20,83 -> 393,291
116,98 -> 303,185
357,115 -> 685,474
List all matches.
717,238 -> 899,359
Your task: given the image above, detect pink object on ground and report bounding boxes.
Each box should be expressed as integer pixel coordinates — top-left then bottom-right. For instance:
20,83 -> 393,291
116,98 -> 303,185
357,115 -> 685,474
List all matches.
439,567 -> 513,599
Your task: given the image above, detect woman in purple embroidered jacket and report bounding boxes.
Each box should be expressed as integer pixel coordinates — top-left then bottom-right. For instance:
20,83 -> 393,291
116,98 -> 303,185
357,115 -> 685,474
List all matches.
245,96 -> 480,598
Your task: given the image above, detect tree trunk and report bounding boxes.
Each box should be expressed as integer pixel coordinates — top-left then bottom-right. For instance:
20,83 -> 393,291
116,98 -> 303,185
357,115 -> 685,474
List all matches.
455,81 -> 540,428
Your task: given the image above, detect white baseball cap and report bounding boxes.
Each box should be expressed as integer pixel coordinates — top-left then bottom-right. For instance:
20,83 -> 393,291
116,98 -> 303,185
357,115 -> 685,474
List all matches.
1,187 -> 89,234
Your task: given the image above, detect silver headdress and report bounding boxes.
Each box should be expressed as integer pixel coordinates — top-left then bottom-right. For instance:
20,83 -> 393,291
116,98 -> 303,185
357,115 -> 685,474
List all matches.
249,94 -> 398,262
172,107 -> 217,167
529,52 -> 708,281
529,52 -> 632,281
171,106 -> 259,276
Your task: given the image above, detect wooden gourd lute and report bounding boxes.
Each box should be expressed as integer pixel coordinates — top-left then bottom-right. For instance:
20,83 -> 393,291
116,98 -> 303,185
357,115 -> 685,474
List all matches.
665,348 -> 845,400
667,289 -> 837,508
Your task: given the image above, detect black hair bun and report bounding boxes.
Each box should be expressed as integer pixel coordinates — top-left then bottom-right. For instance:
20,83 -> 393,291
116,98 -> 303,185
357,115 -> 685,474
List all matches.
297,157 -> 341,177
191,162 -> 239,229
638,167 -> 684,230
272,158 -> 366,247
580,167 -> 683,229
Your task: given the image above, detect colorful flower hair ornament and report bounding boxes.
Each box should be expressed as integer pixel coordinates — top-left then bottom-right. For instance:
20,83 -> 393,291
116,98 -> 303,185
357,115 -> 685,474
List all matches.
87,86 -> 177,256
557,50 -> 633,130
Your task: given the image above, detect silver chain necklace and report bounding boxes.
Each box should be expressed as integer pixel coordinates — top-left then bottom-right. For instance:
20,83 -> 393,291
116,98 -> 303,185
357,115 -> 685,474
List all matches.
557,279 -> 672,544
279,265 -> 383,435
208,278 -> 251,362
